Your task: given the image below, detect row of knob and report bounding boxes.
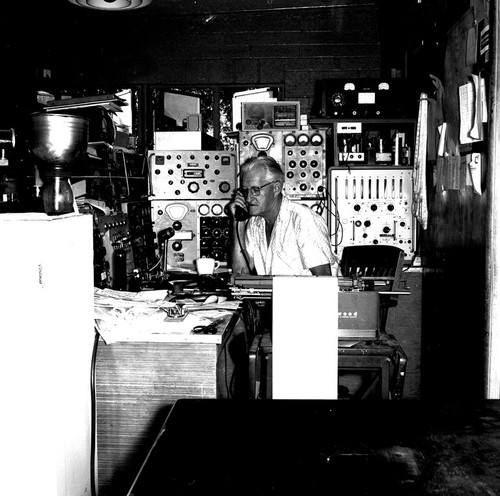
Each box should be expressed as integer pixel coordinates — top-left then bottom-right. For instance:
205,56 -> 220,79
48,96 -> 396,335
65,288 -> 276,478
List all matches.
352,203 -> 408,212
155,202 -> 227,218
352,220 -> 407,230
163,181 -> 232,196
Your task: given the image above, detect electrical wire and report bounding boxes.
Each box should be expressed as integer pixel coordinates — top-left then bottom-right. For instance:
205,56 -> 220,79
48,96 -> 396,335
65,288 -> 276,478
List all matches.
148,255 -> 162,272
236,220 -> 253,274
324,188 -> 343,248
90,328 -> 100,496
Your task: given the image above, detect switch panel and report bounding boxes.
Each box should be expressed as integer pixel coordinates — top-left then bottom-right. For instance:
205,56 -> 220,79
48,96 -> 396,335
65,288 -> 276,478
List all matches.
239,129 -> 326,199
151,199 -> 231,268
149,150 -> 237,200
329,167 -> 415,260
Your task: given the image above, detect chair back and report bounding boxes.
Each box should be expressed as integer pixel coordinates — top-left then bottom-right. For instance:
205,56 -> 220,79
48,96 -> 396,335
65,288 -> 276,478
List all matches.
340,245 -> 405,291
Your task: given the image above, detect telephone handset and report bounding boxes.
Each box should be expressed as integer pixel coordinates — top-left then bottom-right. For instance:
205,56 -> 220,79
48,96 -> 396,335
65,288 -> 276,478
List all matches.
234,206 -> 250,221
225,202 -> 250,221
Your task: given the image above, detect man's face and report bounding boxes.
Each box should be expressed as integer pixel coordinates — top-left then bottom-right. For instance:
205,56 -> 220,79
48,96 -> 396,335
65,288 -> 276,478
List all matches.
241,167 -> 278,217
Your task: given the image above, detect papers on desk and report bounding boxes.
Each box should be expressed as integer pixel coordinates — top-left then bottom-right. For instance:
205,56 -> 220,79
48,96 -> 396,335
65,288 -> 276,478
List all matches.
94,288 -> 239,344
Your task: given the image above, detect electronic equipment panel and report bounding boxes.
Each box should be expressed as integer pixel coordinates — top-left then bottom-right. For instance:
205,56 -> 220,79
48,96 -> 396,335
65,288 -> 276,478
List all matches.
333,120 -> 415,167
239,129 -> 327,198
239,129 -> 284,164
319,79 -> 416,119
329,167 -> 415,260
93,212 -> 134,289
151,199 -> 231,267
121,200 -> 157,275
241,101 -> 300,130
149,151 -> 237,200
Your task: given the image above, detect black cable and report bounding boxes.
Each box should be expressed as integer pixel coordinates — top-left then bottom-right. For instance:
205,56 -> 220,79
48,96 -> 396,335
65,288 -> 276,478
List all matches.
236,220 -> 253,273
223,341 -> 231,398
325,188 -> 343,248
90,328 -> 100,496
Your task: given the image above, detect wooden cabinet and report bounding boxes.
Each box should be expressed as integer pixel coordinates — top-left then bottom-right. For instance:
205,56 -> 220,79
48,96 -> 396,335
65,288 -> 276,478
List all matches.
94,312 -> 242,496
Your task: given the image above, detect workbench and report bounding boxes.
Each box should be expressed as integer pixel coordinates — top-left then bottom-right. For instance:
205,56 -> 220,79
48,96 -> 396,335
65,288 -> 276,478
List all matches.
95,308 -> 242,496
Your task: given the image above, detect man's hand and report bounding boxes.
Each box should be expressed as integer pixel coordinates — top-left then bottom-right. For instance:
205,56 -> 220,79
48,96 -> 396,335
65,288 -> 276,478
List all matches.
226,190 -> 249,221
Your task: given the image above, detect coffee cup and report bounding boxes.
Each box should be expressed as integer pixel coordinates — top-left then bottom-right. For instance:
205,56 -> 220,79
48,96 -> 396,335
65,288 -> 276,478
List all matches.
195,257 -> 220,275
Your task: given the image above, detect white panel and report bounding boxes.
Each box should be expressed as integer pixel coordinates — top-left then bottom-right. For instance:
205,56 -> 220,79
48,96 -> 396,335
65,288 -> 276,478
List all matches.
150,199 -> 231,267
239,129 -> 327,199
328,167 -> 415,260
149,150 -> 237,200
273,276 -> 338,399
0,213 -> 94,496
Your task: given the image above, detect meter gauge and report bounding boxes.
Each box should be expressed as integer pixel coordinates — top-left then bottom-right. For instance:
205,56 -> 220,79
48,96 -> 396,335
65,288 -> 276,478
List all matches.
284,133 -> 297,146
310,133 -> 323,146
297,134 -> 310,146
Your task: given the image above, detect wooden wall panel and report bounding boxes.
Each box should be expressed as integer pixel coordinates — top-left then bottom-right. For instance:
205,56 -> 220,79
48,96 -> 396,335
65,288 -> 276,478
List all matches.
420,6 -> 489,399
386,270 -> 423,399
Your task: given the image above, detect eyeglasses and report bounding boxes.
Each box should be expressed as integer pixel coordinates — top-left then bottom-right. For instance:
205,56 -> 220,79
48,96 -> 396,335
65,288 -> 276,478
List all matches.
238,181 -> 277,198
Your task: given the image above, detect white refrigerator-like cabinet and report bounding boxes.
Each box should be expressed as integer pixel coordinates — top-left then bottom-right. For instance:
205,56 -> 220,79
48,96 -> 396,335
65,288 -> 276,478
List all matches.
0,213 -> 95,496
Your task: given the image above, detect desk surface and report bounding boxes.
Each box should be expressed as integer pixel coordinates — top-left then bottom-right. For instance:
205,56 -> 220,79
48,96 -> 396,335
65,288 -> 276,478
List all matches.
128,399 -> 500,496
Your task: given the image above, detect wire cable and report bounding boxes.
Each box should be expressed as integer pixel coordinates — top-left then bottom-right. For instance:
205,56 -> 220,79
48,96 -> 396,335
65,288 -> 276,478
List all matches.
90,328 -> 100,496
236,220 -> 253,273
325,187 -> 343,249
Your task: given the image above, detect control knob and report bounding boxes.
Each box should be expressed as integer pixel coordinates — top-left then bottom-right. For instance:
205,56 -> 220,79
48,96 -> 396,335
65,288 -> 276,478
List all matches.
172,241 -> 182,251
188,182 -> 200,193
219,181 -> 231,194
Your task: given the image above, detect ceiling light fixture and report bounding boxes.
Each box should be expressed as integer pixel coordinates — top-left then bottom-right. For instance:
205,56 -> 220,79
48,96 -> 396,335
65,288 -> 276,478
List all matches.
68,0 -> 152,10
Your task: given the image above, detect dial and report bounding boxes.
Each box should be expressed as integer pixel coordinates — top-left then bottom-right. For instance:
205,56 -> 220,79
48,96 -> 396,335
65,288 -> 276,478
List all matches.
187,182 -> 199,193
284,134 -> 297,146
330,92 -> 346,107
310,133 -> 323,146
219,181 -> 231,194
297,134 -> 309,146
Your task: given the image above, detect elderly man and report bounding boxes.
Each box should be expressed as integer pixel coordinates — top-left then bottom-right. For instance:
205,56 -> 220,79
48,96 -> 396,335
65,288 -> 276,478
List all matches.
228,155 -> 338,276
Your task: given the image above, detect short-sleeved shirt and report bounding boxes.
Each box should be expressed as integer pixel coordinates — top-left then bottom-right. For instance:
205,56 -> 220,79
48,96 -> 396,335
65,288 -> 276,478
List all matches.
245,196 -> 338,275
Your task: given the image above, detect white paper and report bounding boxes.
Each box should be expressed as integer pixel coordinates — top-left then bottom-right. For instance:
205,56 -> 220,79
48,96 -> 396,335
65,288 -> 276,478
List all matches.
470,75 -> 483,140
459,82 -> 481,144
469,152 -> 482,194
437,122 -> 447,157
93,288 -> 237,343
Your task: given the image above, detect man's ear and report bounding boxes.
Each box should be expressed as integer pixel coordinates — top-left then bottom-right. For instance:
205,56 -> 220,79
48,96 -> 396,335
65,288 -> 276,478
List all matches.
274,181 -> 283,196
